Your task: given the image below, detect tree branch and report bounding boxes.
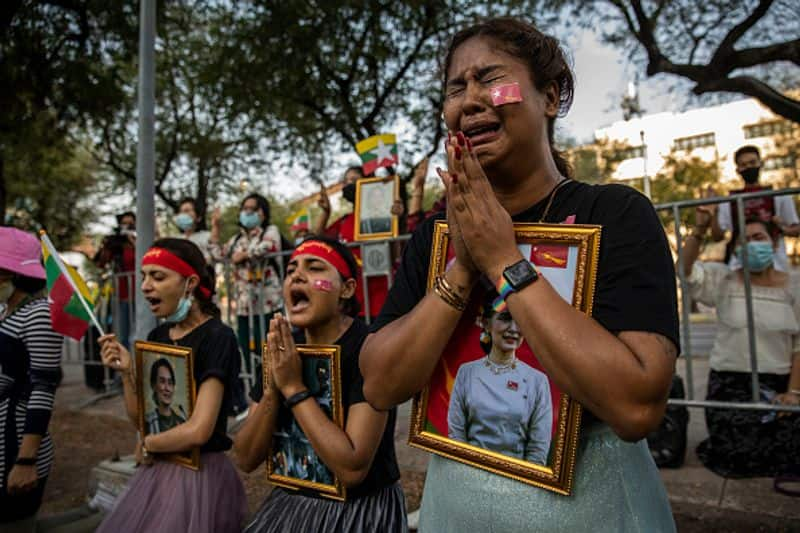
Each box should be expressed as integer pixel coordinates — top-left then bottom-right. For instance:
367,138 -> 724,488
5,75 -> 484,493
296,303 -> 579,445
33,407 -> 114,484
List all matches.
693,75 -> 800,123
711,0 -> 774,67
732,38 -> 800,70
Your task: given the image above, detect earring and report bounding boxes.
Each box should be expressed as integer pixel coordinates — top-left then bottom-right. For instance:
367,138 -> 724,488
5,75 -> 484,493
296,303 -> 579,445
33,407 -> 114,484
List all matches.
480,330 -> 490,344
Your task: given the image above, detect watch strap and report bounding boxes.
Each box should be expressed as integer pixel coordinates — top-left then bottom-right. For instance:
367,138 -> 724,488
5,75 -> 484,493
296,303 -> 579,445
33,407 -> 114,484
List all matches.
284,389 -> 313,409
15,456 -> 37,466
492,277 -> 514,313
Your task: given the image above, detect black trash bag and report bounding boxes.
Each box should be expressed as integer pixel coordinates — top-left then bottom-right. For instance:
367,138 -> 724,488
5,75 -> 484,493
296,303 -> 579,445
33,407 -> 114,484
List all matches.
647,375 -> 689,468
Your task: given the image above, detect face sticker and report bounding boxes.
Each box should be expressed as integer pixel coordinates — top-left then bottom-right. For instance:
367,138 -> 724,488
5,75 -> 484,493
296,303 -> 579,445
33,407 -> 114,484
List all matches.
312,279 -> 334,292
490,82 -> 523,106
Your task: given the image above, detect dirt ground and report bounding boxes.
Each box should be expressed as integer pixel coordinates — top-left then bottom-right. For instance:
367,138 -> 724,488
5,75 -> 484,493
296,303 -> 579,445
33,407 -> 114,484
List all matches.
40,403 -> 425,520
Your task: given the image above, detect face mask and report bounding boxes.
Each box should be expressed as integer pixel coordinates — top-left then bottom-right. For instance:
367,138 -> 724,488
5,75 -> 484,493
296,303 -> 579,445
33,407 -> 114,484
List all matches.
175,213 -> 194,231
342,182 -> 356,203
239,211 -> 260,229
0,280 -> 14,303
165,280 -> 193,323
740,167 -> 760,185
736,241 -> 774,272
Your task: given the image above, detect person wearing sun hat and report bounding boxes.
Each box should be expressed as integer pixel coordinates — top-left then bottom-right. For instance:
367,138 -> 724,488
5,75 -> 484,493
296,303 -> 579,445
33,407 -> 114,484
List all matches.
0,227 -> 64,530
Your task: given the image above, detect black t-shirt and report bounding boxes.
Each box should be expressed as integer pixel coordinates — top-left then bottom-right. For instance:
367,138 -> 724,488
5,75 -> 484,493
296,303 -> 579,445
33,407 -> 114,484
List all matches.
148,317 -> 240,452
370,181 -> 680,415
250,319 -> 400,498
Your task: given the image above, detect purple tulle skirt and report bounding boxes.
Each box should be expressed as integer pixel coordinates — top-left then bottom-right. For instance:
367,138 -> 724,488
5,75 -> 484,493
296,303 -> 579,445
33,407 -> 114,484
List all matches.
243,482 -> 407,533
96,452 -> 247,533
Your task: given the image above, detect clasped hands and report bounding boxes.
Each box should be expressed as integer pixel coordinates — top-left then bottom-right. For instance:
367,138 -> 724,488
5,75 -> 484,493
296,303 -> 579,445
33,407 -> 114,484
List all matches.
436,131 -> 521,284
266,313 -> 305,399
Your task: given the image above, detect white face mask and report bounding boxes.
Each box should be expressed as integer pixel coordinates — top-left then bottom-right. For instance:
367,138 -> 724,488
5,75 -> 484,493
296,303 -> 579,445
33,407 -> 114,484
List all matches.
0,280 -> 14,304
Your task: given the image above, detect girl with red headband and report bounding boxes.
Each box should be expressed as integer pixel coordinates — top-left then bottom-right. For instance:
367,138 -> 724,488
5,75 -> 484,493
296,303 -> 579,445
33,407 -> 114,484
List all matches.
97,238 -> 246,533
234,236 -> 406,532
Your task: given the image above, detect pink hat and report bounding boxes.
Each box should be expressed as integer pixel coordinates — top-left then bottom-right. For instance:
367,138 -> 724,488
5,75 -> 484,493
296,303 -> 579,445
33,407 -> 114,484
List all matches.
0,228 -> 46,279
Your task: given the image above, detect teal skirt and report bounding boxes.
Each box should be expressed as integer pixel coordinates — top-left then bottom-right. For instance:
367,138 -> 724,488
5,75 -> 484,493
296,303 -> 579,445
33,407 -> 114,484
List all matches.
419,423 -> 675,533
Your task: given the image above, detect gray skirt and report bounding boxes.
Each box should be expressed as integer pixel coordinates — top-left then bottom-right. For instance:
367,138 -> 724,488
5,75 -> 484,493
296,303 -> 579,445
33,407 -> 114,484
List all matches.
96,452 -> 247,533
420,423 -> 675,533
244,481 -> 408,533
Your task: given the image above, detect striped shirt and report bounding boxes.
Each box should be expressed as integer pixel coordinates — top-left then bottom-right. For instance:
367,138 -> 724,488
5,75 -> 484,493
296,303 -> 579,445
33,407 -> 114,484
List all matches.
0,298 -> 63,487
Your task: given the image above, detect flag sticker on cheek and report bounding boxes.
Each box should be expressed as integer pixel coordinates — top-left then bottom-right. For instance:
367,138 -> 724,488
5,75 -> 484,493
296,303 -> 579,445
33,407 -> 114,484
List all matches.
490,82 -> 523,106
312,279 -> 334,292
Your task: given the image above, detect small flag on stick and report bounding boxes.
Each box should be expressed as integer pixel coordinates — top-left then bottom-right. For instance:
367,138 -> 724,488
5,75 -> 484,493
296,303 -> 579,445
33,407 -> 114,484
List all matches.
40,231 -> 104,340
286,208 -> 311,232
356,134 -> 399,175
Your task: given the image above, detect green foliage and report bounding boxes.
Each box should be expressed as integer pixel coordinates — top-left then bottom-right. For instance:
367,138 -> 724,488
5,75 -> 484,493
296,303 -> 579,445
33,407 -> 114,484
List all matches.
649,154 -> 719,228
4,114 -> 101,249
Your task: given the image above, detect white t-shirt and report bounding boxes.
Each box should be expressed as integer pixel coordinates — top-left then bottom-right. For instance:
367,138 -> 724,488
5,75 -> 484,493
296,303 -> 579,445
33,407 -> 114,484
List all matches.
717,195 -> 798,272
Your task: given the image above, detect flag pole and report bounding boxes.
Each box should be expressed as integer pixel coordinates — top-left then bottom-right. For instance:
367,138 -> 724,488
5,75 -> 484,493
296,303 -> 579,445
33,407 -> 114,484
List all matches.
39,231 -> 106,336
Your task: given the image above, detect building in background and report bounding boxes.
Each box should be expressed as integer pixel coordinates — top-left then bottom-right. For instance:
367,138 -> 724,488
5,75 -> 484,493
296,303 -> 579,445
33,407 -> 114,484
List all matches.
577,96 -> 799,189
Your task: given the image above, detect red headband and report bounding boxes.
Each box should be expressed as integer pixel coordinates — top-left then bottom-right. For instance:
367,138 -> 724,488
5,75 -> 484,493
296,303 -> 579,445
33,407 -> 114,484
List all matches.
290,241 -> 354,279
142,247 -> 212,298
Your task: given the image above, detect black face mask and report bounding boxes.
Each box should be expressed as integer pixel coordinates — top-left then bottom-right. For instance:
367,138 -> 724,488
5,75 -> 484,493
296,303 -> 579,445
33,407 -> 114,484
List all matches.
342,182 -> 356,203
740,167 -> 760,185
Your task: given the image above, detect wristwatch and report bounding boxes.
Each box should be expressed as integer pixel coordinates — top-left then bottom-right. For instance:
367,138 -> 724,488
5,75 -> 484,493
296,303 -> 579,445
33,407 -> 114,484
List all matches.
502,259 -> 539,292
494,259 -> 539,312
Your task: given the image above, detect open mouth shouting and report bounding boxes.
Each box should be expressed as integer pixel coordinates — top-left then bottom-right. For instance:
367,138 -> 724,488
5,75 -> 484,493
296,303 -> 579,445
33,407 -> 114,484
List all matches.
462,118 -> 502,147
288,286 -> 312,315
146,296 -> 163,314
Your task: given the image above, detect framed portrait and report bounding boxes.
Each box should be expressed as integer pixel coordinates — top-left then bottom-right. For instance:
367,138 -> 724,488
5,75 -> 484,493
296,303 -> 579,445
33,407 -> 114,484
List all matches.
264,344 -> 346,501
134,341 -> 199,469
408,221 -> 601,495
353,175 -> 399,241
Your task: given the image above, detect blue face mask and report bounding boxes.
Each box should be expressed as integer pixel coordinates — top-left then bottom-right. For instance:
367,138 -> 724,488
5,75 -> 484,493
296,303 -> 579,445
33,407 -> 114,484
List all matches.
175,213 -> 194,231
165,280 -> 193,323
736,241 -> 774,272
239,211 -> 260,229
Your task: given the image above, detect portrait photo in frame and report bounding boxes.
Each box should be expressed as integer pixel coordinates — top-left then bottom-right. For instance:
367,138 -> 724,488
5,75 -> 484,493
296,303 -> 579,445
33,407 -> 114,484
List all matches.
134,341 -> 199,469
264,344 -> 347,501
408,221 -> 601,495
353,175 -> 399,241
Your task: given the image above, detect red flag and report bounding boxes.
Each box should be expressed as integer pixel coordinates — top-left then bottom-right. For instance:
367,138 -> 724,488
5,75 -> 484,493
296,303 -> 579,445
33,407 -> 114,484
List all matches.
490,83 -> 523,106
531,243 -> 568,268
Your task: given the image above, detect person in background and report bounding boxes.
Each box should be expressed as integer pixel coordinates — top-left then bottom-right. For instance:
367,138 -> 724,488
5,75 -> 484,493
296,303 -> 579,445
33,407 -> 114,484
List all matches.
209,193 -> 285,414
682,207 -> 800,479
314,166 -> 404,319
0,228 -> 64,531
97,238 -> 246,533
709,145 -> 800,270
406,157 -> 448,234
94,211 -> 136,350
175,197 -> 213,264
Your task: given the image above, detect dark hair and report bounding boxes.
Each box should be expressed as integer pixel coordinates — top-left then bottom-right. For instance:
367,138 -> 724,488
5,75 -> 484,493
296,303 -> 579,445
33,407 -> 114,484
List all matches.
478,289 -> 500,354
150,357 -> 176,386
177,197 -> 208,231
744,216 -> 780,241
12,273 -> 46,294
734,145 -> 761,165
150,238 -> 220,319
297,235 -> 361,317
241,193 -> 271,229
116,211 -> 136,225
150,357 -> 175,405
344,166 -> 364,180
443,17 -> 575,178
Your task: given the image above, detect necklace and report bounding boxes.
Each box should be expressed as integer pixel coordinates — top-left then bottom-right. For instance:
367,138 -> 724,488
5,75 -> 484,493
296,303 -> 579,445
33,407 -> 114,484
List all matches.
538,177 -> 571,223
484,355 -> 517,375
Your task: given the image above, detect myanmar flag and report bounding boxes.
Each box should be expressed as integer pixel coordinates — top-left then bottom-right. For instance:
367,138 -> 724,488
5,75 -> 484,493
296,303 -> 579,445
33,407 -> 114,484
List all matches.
41,232 -> 95,340
356,134 -> 399,175
286,208 -> 310,232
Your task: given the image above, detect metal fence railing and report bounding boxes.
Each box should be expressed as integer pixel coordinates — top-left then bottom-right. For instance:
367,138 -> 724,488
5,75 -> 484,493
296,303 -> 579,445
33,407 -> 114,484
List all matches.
63,193 -> 800,415
655,186 -> 800,414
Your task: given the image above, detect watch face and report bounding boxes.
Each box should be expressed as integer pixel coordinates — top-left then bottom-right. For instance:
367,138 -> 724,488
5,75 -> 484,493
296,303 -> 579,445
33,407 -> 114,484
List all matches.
505,260 -> 537,288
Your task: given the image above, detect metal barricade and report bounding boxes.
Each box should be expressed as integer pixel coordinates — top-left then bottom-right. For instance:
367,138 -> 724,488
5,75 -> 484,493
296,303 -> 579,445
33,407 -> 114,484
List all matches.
655,187 -> 800,414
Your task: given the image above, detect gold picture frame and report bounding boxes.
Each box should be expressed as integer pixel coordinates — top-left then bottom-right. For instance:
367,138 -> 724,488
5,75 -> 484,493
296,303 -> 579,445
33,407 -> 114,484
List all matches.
353,175 -> 400,241
408,221 -> 601,495
264,344 -> 347,501
134,341 -> 199,470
